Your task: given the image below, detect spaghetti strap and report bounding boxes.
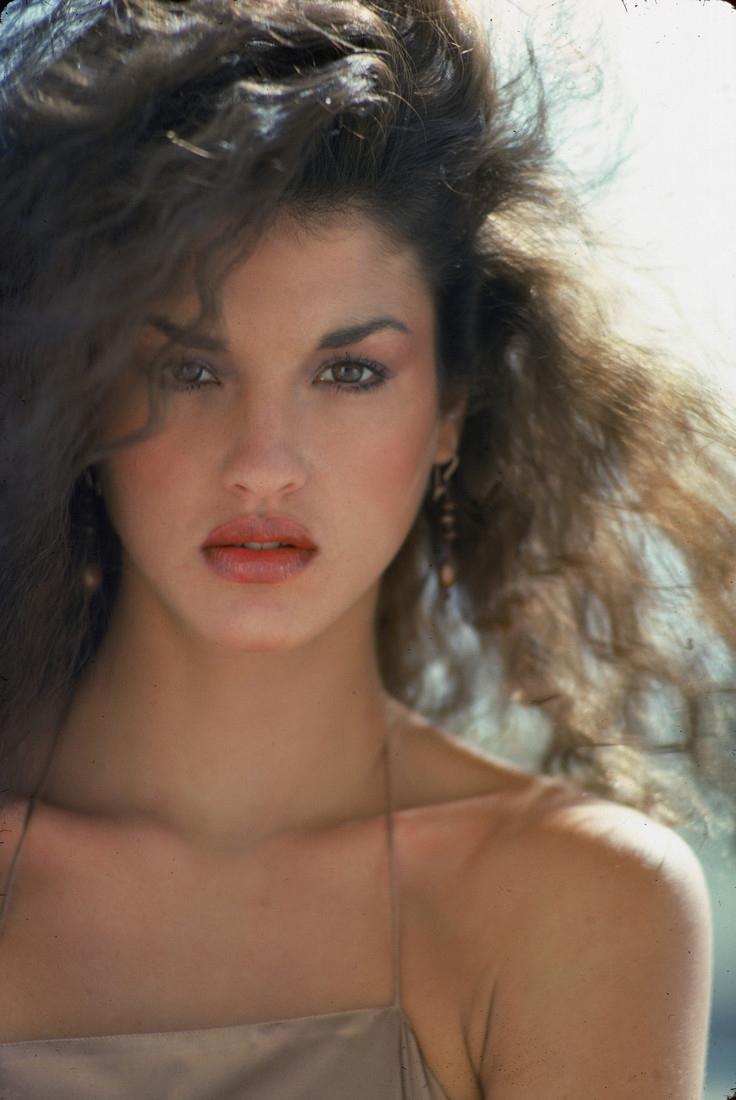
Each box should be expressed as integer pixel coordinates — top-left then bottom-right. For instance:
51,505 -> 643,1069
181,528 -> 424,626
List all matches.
383,711 -> 402,1009
0,733 -> 58,937
0,791 -> 36,936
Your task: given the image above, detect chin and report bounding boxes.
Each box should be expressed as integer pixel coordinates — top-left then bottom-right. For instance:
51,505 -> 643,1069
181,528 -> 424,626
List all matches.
202,612 -> 321,655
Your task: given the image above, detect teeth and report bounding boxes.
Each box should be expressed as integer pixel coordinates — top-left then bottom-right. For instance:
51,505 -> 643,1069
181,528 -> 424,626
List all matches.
236,542 -> 286,550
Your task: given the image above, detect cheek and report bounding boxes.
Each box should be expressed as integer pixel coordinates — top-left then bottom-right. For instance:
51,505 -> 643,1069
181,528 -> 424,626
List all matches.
100,433 -> 190,544
393,420 -> 438,491
98,358 -> 157,444
347,398 -> 440,524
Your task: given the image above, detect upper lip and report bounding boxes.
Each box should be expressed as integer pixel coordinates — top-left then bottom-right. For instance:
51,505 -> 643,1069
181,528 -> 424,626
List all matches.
202,515 -> 318,550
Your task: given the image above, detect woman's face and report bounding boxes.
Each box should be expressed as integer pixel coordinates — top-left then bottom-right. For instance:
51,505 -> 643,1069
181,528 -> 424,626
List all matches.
100,214 -> 461,653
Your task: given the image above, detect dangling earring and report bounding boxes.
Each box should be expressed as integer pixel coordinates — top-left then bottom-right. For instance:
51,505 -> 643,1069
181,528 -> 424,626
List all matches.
81,468 -> 103,593
432,454 -> 459,590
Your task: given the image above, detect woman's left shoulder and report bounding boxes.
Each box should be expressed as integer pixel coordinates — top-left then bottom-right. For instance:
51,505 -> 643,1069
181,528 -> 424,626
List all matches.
472,792 -> 712,1096
436,763 -> 710,937
521,784 -> 709,892
393,721 -> 712,1095
396,713 -> 708,915
402,737 -> 712,1097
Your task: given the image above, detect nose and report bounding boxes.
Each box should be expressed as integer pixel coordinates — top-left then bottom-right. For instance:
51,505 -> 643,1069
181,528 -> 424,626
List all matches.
221,386 -> 308,501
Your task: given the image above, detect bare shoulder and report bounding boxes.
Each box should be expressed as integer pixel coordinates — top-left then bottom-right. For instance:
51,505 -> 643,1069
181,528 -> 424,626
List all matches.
402,718 -> 710,969
392,714 -> 712,1098
476,789 -> 712,992
468,795 -> 712,1098
530,791 -> 710,907
392,704 -> 708,916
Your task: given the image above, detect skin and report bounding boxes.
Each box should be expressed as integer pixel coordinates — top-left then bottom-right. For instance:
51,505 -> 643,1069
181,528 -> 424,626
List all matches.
0,215 -> 712,1099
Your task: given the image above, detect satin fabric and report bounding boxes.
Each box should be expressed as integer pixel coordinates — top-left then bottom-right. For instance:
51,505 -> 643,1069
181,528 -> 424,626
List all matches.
0,1003 -> 449,1099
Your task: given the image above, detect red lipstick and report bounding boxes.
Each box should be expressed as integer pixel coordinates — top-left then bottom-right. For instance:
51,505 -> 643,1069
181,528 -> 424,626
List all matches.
201,516 -> 318,584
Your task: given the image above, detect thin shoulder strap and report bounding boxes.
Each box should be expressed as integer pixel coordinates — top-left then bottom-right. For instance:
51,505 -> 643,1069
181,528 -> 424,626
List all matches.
0,735 -> 58,936
0,792 -> 37,935
383,711 -> 402,1008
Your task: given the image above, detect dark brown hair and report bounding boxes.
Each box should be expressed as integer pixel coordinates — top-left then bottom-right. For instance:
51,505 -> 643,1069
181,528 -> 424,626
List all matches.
1,0 -> 735,824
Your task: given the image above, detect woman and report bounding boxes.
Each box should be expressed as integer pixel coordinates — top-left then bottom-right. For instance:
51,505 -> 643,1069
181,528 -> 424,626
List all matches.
0,0 -> 732,1096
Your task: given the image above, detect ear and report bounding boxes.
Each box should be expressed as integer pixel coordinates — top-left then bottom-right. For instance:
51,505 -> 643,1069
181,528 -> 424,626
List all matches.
433,394 -> 466,465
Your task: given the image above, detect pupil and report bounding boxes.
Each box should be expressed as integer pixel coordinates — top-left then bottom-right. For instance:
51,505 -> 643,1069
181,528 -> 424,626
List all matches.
338,363 -> 362,382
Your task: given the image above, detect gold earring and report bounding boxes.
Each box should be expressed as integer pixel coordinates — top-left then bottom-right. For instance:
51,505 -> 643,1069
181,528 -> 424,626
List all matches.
81,469 -> 103,592
432,454 -> 459,589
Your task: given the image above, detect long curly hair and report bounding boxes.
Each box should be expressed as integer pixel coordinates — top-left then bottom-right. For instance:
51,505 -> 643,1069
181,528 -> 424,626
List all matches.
1,0 -> 735,823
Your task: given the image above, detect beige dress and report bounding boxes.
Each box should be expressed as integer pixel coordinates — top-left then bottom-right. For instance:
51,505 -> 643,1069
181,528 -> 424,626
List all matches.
0,792 -> 450,1099
0,1004 -> 448,1098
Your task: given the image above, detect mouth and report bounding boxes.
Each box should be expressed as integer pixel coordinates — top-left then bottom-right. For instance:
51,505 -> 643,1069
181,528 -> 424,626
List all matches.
201,516 -> 318,583
203,515 -> 318,551
234,542 -> 292,550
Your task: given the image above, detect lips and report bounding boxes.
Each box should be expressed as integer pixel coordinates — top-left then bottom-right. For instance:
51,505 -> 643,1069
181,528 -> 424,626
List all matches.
201,515 -> 318,584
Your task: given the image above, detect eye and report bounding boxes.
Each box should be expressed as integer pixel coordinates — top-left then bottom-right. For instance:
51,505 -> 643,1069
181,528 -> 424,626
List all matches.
163,358 -> 219,391
315,355 -> 387,392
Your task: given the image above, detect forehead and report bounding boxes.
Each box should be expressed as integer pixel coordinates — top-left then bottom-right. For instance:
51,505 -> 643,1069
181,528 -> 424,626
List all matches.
152,211 -> 433,338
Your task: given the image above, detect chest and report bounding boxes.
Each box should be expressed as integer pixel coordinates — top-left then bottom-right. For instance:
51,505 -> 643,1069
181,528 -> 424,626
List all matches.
0,805 -> 504,1100
0,816 -> 396,1038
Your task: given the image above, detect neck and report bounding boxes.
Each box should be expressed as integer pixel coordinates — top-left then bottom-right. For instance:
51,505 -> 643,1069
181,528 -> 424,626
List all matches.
46,592 -> 393,848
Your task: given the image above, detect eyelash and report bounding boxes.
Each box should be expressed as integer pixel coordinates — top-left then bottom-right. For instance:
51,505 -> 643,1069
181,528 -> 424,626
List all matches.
161,358 -> 219,393
314,354 -> 388,394
162,354 -> 389,395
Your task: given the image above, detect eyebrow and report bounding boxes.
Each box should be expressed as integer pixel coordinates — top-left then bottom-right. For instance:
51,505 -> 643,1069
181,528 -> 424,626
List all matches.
146,315 -> 410,352
147,318 -> 227,352
317,317 -> 411,348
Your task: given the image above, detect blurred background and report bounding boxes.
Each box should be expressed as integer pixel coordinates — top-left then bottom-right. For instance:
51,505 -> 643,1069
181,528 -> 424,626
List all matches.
474,1 -> 736,1095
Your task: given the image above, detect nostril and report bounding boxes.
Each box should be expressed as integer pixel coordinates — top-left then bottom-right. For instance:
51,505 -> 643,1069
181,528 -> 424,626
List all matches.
221,435 -> 307,498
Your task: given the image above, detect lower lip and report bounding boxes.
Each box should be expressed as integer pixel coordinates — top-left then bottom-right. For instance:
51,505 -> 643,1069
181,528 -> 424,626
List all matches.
202,545 -> 316,584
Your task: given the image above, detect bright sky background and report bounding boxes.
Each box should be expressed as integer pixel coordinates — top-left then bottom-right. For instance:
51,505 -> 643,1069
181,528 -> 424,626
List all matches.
476,0 -> 736,397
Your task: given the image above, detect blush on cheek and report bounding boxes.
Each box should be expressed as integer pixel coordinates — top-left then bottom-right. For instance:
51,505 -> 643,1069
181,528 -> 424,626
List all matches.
99,439 -> 168,539
374,434 -> 437,529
